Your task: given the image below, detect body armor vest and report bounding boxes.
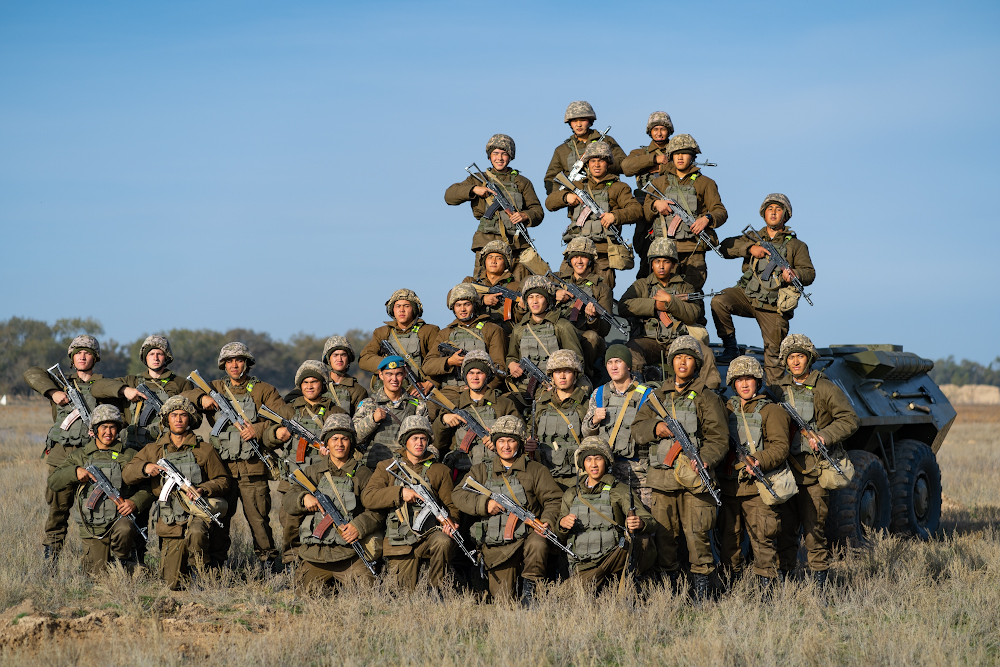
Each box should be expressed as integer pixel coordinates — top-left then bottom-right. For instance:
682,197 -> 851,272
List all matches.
519,320 -> 559,369
597,386 -> 645,458
653,173 -> 699,241
46,378 -> 98,449
123,380 -> 171,449
477,172 -> 524,237
363,397 -> 419,468
211,384 -> 258,462
536,402 -> 582,478
72,453 -> 124,529
442,400 -> 497,472
327,381 -> 355,415
785,383 -> 816,454
287,403 -> 328,470
641,283 -> 689,342
471,459 -> 530,547
441,322 -> 489,388
649,390 -> 701,470
385,459 -> 436,547
563,186 -> 612,243
391,326 -> 424,369
156,445 -> 203,526
723,399 -> 766,480
566,483 -> 619,562
299,462 -> 361,547
738,231 -> 795,305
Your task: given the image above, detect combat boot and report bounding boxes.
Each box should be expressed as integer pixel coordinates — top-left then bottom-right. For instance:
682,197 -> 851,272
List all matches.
520,578 -> 537,609
43,545 -> 59,566
717,334 -> 740,363
813,570 -> 828,587
691,573 -> 710,602
757,575 -> 775,598
777,569 -> 789,583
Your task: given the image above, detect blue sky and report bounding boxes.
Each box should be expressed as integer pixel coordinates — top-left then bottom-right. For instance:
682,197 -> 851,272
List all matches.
2,1 -> 998,363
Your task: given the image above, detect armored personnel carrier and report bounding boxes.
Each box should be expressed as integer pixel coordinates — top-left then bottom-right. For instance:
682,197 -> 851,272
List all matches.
716,343 -> 955,545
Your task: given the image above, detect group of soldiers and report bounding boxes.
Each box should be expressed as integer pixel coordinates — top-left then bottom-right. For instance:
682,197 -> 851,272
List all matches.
24,101 -> 858,604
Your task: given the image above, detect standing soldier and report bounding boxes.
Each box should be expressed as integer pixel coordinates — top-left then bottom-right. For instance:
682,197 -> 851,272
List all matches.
531,350 -> 590,490
772,335 -> 859,585
630,336 -> 728,599
462,239 -> 527,333
642,134 -> 728,290
122,397 -> 230,590
545,142 -> 642,289
283,414 -> 384,591
48,405 -> 152,574
717,356 -> 791,588
452,415 -> 563,606
358,289 -> 439,397
711,193 -> 815,384
619,238 -> 721,388
362,416 -> 459,595
184,342 -> 293,570
445,134 -> 545,274
506,276 -> 585,386
551,237 -> 613,375
285,336 -> 369,416
543,101 -> 627,195
354,356 -> 430,468
621,111 -> 674,278
23,335 -> 123,563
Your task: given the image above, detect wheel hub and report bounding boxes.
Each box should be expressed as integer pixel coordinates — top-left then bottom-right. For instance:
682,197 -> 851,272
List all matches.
913,473 -> 930,522
860,482 -> 880,528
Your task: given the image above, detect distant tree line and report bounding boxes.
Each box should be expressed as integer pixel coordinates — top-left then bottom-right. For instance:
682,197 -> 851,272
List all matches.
0,317 -> 371,396
930,356 -> 1000,387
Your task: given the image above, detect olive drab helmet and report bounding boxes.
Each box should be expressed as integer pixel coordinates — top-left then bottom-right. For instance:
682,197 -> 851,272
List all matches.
90,404 -> 125,428
647,238 -> 679,262
573,435 -> 614,471
295,360 -> 328,388
581,141 -> 613,163
564,101 -> 596,123
759,193 -> 793,222
726,355 -> 764,386
779,333 -> 818,367
322,335 -> 355,365
491,415 -> 528,447
320,413 -> 356,446
480,239 -> 514,269
218,342 -> 255,370
646,111 -> 674,136
545,349 -> 584,376
486,134 -> 516,160
667,335 -> 704,371
521,275 -> 555,308
666,134 -> 701,157
397,415 -> 433,447
159,395 -> 202,430
139,335 -> 173,366
563,236 -> 597,262
461,349 -> 494,381
447,283 -> 481,310
68,335 -> 101,361
385,288 -> 424,319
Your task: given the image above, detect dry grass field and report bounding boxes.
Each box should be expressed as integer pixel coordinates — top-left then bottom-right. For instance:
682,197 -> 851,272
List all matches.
0,398 -> 998,665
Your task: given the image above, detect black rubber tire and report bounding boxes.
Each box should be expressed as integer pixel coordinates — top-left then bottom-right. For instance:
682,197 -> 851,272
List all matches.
888,440 -> 942,539
826,450 -> 892,546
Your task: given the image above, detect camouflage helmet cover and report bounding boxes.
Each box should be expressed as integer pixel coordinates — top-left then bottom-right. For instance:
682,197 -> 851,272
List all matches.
521,275 -> 554,307
667,133 -> 701,156
646,111 -> 674,136
581,141 -> 613,163
491,414 -> 528,446
68,335 -> 101,361
574,435 -> 614,471
447,283 -> 481,310
647,237 -> 679,262
779,333 -> 818,367
486,133 -> 516,160
726,355 -> 764,386
546,349 -> 584,375
322,335 -> 355,364
564,236 -> 597,260
397,414 -> 433,447
320,413 -> 356,445
480,239 -> 514,269
385,288 -> 424,319
295,360 -> 329,388
90,404 -> 125,428
218,342 -> 255,370
564,100 -> 596,122
159,395 -> 202,429
668,334 -> 704,370
461,349 -> 494,381
139,335 -> 173,366
759,193 -> 793,221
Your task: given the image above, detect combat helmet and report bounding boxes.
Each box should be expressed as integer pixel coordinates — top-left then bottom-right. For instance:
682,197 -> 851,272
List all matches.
491,415 -> 528,447
447,283 -> 481,310
159,395 -> 202,430
646,111 -> 674,136
320,413 -> 356,446
546,349 -> 584,376
385,288 -> 424,319
563,236 -> 597,262
667,335 -> 704,371
521,275 -> 554,308
68,335 -> 101,362
322,335 -> 355,365
218,342 -> 255,370
779,333 -> 818,367
480,239 -> 514,269
295,360 -> 328,388
574,436 -> 613,471
564,101 -> 596,123
667,134 -> 701,157
486,134 -> 515,160
726,355 -> 764,386
90,404 -> 125,429
581,142 -> 612,163
397,415 -> 433,448
461,349 -> 494,381
139,335 -> 173,366
759,193 -> 793,222
648,238 -> 679,262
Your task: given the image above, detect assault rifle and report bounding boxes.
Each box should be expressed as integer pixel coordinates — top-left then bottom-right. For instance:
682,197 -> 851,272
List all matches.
643,395 -> 722,506
84,465 -> 149,541
287,468 -> 377,575
728,437 -> 778,500
741,225 -> 814,306
673,290 -> 723,302
471,279 -> 522,322
156,458 -> 224,527
437,342 -> 508,378
135,382 -> 165,428
517,357 -> 554,395
553,172 -> 634,252
385,460 -> 478,564
777,401 -> 847,479
641,182 -> 724,258
546,270 -> 629,335
465,163 -> 540,256
46,364 -> 92,433
425,395 -> 490,454
259,405 -> 324,464
460,476 -> 577,559
187,370 -> 281,479
378,340 -> 429,399
566,126 -> 612,183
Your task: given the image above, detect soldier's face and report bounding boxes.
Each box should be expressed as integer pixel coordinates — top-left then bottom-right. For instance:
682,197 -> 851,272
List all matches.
484,253 -> 507,275
526,292 -> 548,314
393,300 -> 415,325
651,258 -> 675,280
786,352 -> 810,378
552,369 -> 577,390
145,349 -> 166,371
606,358 -> 630,382
453,300 -> 475,321
495,436 -> 520,461
225,357 -> 248,380
672,354 -> 697,381
672,153 -> 693,170
168,410 -> 190,434
326,433 -> 352,461
584,454 -> 606,480
764,204 -> 786,227
650,126 -> 670,143
734,376 -> 758,400
380,368 -> 405,392
405,433 -> 428,458
96,422 -> 119,446
569,118 -> 592,136
301,377 -> 324,401
569,254 -> 591,275
73,349 -> 96,372
489,149 -> 510,171
328,350 -> 350,372
588,158 -> 608,179
465,368 -> 488,391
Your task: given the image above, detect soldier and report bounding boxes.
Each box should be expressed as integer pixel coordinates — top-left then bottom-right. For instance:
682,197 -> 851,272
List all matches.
122,397 -> 230,590
619,238 -> 721,388
452,415 -> 563,605
545,142 -> 642,289
358,289 -> 440,397
621,111 -> 674,278
543,101 -> 627,195
354,356 -> 430,469
506,275 -> 584,387
711,193 -> 816,383
462,239 -> 527,333
583,345 -> 655,507
631,336 -> 728,600
362,416 -> 459,594
772,335 -> 859,585
445,134 -> 545,274
48,405 -> 152,574
717,356 -> 790,588
184,342 -> 293,570
285,336 -> 369,416
436,350 -> 519,473
264,360 -> 347,568
421,284 -> 508,395
23,334 -> 123,562
551,237 -> 613,375
642,134 -> 728,290
531,350 -> 590,490
556,437 -> 653,590
283,414 -> 384,591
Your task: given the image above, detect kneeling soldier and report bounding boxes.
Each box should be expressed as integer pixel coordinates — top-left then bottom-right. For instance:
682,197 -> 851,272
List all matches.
363,416 -> 459,594
123,397 -> 230,590
557,437 -> 653,590
452,415 -> 563,605
49,405 -> 152,575
532,350 -> 590,490
717,356 -> 791,587
284,414 -> 384,591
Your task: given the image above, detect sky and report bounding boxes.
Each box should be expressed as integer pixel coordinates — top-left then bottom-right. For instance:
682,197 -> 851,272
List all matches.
2,1 -> 998,364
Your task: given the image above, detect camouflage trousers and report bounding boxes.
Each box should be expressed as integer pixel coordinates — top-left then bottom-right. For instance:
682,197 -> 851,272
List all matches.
612,457 -> 652,508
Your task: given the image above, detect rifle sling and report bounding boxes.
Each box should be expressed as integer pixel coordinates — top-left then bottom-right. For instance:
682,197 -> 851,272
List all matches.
551,405 -> 581,447
606,385 -> 640,448
525,324 -> 552,359
390,329 -> 426,381
500,471 -> 527,538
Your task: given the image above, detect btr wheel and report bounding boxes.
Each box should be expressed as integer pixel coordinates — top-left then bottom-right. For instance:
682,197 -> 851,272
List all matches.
827,450 -> 892,546
889,440 -> 942,539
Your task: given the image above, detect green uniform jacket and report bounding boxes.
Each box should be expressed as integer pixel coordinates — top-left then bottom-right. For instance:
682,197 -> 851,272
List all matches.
506,311 -> 584,368
630,376 -> 728,492
719,224 -> 816,314
420,315 -> 508,385
544,129 -> 628,194
283,374 -> 369,416
262,395 -> 345,450
720,395 -> 790,497
444,168 -> 545,253
91,370 -> 193,406
619,272 -> 705,331
642,165 -> 728,253
358,319 -> 441,377
544,173 -> 643,256
553,269 -> 613,337
620,141 -> 669,179
283,458 -> 384,564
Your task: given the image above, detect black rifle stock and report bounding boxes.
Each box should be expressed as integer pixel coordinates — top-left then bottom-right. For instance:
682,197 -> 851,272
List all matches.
546,271 -> 629,335
84,464 -> 149,541
135,382 -> 165,428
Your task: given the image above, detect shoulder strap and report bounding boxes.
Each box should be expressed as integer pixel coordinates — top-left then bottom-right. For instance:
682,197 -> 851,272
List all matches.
574,484 -> 620,529
551,405 -> 582,446
390,329 -> 425,380
595,384 -> 605,407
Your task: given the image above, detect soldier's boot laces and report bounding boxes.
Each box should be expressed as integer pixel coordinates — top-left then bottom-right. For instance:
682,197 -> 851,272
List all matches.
717,334 -> 740,363
520,578 -> 537,609
691,573 -> 710,603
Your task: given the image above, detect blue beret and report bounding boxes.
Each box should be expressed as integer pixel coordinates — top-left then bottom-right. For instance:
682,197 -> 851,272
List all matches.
379,355 -> 406,371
